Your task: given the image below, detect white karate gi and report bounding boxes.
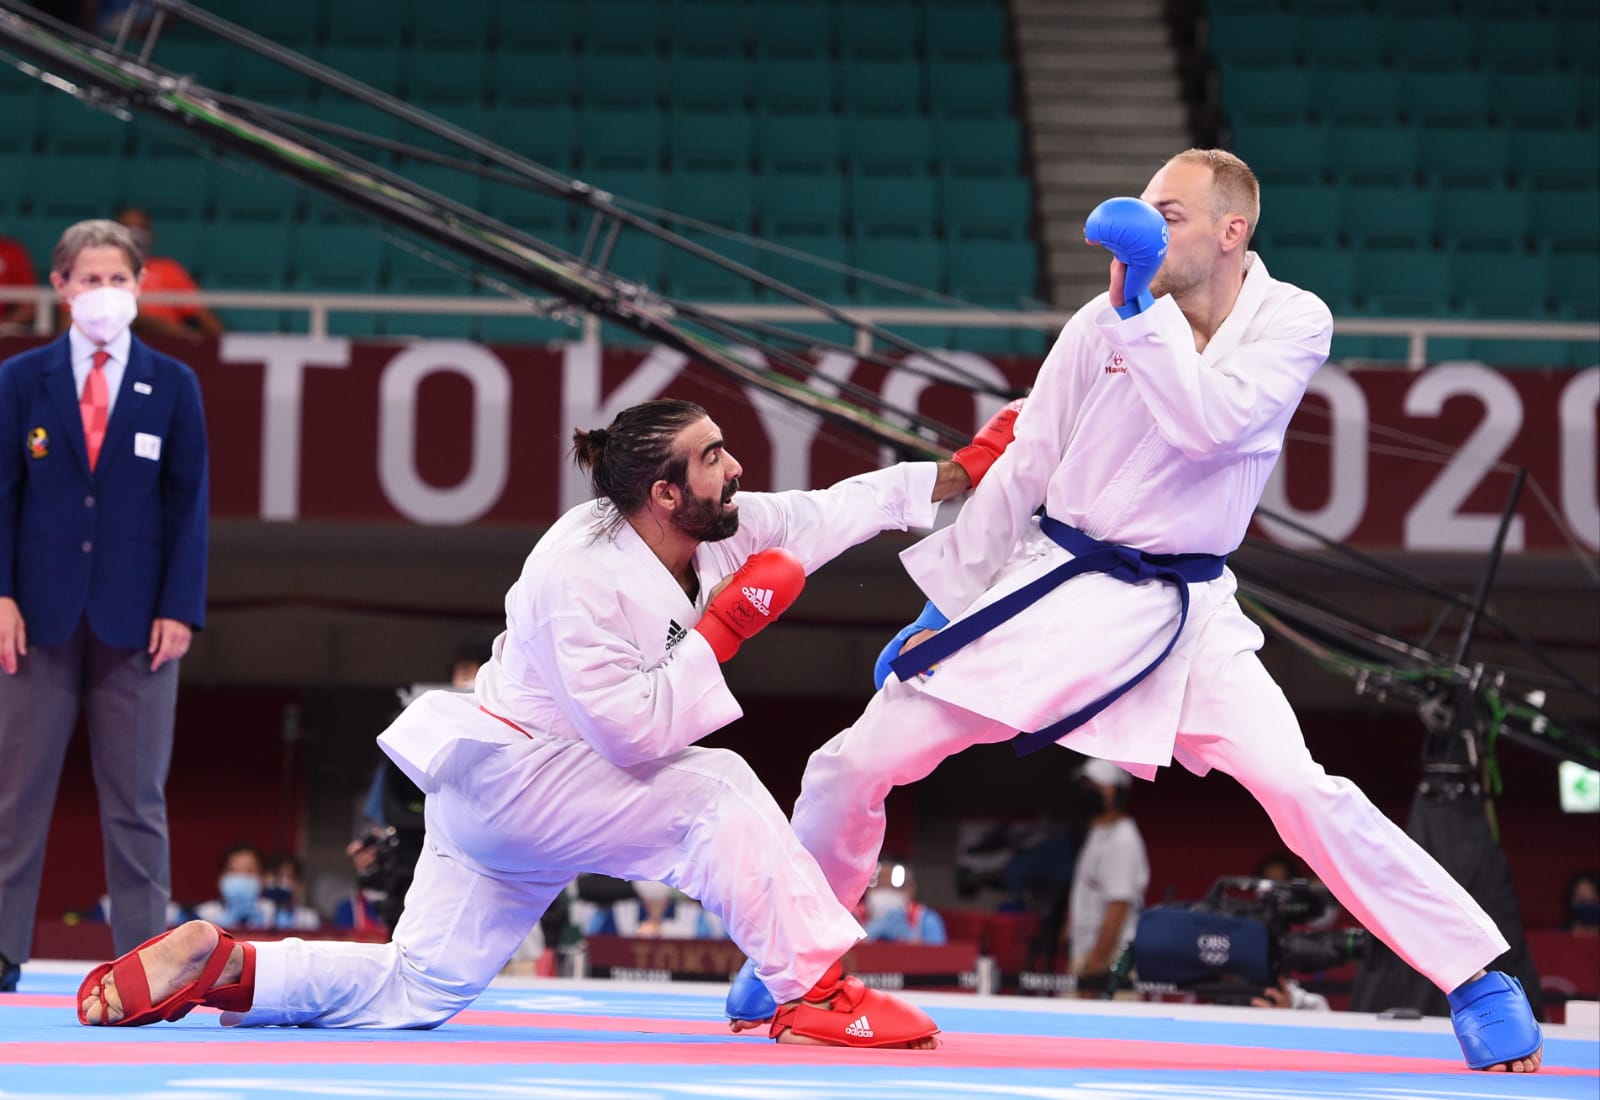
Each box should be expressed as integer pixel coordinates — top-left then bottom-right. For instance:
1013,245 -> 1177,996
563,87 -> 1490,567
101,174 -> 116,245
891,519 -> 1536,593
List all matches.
230,463 -> 939,1028
793,256 -> 1508,993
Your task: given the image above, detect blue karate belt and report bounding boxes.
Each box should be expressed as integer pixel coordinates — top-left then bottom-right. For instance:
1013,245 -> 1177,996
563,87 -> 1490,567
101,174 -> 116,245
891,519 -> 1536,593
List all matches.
888,515 -> 1227,757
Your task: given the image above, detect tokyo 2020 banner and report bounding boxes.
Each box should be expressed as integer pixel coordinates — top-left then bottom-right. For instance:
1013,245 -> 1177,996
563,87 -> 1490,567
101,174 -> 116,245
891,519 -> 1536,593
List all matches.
3,335 -> 1595,553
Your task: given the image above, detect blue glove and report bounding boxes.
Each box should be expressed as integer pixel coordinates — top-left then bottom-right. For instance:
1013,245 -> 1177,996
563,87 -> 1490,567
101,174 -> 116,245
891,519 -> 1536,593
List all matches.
1084,197 -> 1169,320
872,600 -> 950,690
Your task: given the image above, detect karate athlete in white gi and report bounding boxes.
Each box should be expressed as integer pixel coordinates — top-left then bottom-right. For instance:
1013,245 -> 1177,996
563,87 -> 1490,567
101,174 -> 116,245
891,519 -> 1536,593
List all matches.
76,396 -> 1022,1049
782,150 -> 1543,1072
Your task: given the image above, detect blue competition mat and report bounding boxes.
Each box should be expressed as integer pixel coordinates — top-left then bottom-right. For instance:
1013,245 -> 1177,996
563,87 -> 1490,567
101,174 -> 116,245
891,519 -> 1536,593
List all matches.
4,963 -> 1595,1099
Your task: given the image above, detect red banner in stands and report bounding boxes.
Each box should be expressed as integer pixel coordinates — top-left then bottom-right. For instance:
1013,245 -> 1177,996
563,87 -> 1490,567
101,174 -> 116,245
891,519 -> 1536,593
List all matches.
3,335 -> 1594,552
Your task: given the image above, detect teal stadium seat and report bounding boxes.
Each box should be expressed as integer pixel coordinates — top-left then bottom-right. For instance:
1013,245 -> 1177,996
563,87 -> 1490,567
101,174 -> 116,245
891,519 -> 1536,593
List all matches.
1400,70 -> 1490,128
1206,10 -> 1302,67
851,173 -> 938,238
761,172 -> 847,237
1221,63 -> 1313,126
926,59 -> 1012,118
1468,14 -> 1561,70
1355,245 -> 1451,316
584,169 -> 666,210
495,0 -> 578,53
488,105 -> 579,169
1558,8 -> 1600,66
0,85 -> 41,155
580,49 -> 665,110
212,168 -> 301,222
1262,245 -> 1356,311
947,239 -> 1036,300
1435,185 -> 1529,253
477,312 -> 580,346
1510,130 -> 1600,190
40,93 -> 128,154
409,0 -> 489,49
577,0 -> 664,50
204,0 -> 318,47
319,45 -> 403,97
1452,249 -> 1549,319
1527,188 -> 1600,253
580,106 -> 665,172
668,232 -> 760,300
666,169 -> 756,231
1342,185 -> 1434,248
203,222 -> 292,289
1328,123 -> 1420,185
1548,251 -> 1600,321
489,49 -> 578,107
123,156 -> 214,223
1230,121 -> 1326,183
406,47 -> 490,105
840,58 -> 925,116
754,56 -> 836,114
838,2 -> 920,61
290,224 -> 385,293
758,233 -> 850,302
852,237 -> 947,300
663,0 -> 750,55
846,114 -> 933,177
941,175 -> 1031,241
932,117 -> 1024,178
1299,13 -> 1379,69
1254,183 -> 1341,248
32,153 -> 121,221
924,3 -> 1009,61
1314,68 -> 1400,125
1419,127 -> 1510,188
751,4 -> 836,59
756,112 -> 843,174
1487,71 -> 1588,129
605,231 -> 668,288
404,163 -> 485,210
324,0 -> 399,46
668,109 -> 755,172
666,52 -> 752,111
1382,15 -> 1471,68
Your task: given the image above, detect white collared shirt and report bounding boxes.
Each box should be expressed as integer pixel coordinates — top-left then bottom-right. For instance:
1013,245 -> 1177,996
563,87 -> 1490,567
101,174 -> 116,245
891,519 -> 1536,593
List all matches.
68,324 -> 132,419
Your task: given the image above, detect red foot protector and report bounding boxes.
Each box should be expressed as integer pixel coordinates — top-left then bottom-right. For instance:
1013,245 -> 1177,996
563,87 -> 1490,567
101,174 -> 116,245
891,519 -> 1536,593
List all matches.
76,922 -> 256,1027
768,962 -> 939,1048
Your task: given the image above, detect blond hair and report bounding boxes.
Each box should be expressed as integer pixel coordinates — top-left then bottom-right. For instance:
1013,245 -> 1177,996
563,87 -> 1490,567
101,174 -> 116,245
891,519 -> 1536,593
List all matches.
51,219 -> 144,279
1168,149 -> 1260,244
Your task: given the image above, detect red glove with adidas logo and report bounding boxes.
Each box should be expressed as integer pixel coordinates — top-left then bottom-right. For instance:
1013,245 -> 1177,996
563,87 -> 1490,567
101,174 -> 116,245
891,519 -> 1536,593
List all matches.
696,548 -> 807,663
951,397 -> 1025,489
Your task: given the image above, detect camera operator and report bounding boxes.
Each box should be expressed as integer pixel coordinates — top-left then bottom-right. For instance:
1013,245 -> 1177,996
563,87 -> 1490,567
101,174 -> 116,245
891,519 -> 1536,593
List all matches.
343,636 -> 494,932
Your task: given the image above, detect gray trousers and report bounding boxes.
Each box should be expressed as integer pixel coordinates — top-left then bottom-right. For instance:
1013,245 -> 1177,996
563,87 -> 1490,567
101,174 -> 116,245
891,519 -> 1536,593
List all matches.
0,617 -> 179,963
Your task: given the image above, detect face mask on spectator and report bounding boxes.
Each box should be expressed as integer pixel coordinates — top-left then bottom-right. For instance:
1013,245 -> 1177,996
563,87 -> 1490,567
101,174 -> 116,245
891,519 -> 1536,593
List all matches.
1572,902 -> 1600,926
220,872 -> 262,922
865,886 -> 909,921
71,286 -> 139,345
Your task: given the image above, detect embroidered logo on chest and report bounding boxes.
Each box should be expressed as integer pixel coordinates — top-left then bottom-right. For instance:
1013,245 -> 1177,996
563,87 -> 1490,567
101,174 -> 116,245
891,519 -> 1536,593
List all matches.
665,619 -> 688,651
1103,352 -> 1127,375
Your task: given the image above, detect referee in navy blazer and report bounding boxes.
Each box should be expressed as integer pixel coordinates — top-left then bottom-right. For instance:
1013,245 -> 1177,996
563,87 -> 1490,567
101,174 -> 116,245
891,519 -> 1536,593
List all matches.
0,220 -> 208,993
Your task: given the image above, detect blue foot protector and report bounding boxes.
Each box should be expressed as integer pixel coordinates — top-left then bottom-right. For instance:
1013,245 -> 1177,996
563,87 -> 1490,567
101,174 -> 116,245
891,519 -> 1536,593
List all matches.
726,958 -> 778,1022
1448,970 -> 1542,1070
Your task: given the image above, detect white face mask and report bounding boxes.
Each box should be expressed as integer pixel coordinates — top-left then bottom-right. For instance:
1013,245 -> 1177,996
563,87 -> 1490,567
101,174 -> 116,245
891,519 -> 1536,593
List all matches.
71,286 -> 139,345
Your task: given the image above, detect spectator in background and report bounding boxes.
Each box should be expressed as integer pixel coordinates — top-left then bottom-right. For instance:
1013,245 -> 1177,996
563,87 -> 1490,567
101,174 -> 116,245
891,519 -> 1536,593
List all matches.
263,852 -> 324,932
331,836 -> 387,935
861,859 -> 946,945
0,218 -> 208,993
1565,871 -> 1600,937
1067,759 -> 1148,982
113,207 -> 224,341
1253,850 -> 1302,884
0,221 -> 38,334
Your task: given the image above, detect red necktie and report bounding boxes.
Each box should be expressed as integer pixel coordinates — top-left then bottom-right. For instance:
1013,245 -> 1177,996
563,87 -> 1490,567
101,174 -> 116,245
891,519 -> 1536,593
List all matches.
80,349 -> 109,472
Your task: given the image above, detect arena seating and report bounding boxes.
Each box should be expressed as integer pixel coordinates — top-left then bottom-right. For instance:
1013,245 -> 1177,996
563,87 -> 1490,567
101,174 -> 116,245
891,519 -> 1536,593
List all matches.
0,0 -> 1042,351
1210,0 -> 1600,366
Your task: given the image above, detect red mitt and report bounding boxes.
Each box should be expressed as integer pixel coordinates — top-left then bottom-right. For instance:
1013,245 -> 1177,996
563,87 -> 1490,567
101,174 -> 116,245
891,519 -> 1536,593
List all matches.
695,547 -> 806,662
951,397 -> 1026,488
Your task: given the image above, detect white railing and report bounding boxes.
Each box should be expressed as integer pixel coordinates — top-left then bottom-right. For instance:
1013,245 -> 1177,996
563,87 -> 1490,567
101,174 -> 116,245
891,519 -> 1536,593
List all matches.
2,287 -> 1595,369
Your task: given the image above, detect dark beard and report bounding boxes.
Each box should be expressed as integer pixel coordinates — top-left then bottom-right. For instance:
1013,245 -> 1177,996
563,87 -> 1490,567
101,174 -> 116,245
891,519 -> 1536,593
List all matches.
673,481 -> 740,542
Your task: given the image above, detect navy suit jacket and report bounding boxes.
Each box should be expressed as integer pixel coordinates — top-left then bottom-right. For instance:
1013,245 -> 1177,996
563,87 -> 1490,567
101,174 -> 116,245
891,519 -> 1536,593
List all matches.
0,333 -> 208,648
